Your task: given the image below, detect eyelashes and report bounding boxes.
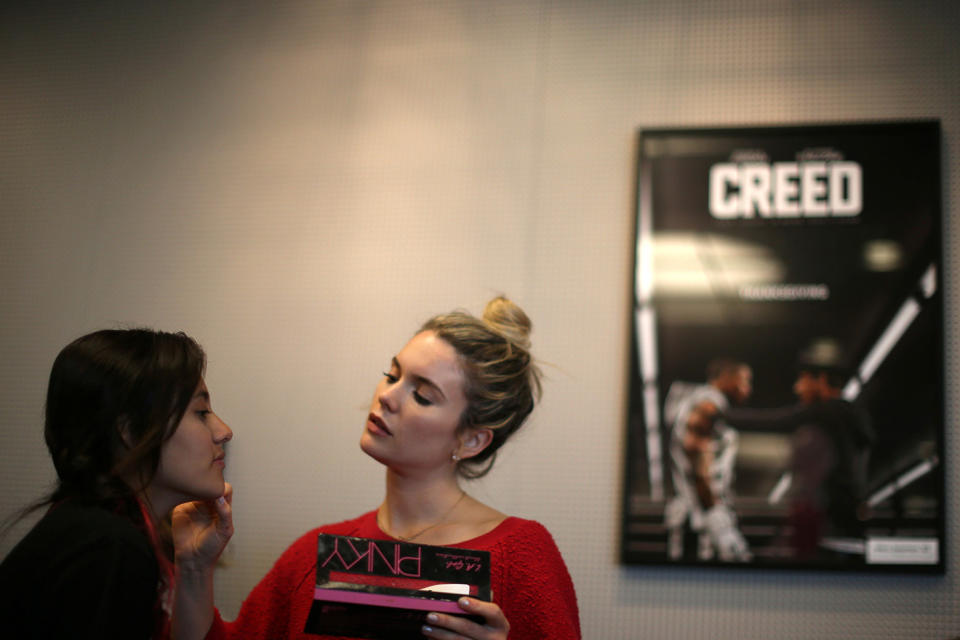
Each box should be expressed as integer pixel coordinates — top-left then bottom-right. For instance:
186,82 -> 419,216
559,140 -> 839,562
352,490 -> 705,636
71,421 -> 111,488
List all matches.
382,371 -> 433,406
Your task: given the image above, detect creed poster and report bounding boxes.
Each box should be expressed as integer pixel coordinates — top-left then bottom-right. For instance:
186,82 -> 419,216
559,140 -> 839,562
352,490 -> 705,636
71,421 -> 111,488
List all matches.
620,121 -> 944,572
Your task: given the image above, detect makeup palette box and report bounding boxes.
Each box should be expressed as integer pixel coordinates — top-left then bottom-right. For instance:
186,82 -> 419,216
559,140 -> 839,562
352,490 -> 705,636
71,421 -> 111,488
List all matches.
304,533 -> 491,639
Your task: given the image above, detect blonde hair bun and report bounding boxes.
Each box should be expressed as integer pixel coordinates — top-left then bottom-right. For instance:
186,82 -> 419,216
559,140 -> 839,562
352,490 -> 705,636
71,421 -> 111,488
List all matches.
482,296 -> 532,350
419,295 -> 541,479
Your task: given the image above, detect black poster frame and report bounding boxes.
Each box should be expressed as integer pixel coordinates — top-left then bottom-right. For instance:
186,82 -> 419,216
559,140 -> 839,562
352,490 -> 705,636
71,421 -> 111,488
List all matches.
620,121 -> 945,573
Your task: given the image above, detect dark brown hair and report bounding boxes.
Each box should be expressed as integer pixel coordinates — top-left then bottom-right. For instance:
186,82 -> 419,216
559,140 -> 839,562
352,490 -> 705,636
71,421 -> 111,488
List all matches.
44,328 -> 206,505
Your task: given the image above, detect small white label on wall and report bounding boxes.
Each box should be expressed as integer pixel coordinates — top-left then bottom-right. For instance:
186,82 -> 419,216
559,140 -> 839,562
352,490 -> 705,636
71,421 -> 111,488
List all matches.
866,537 -> 939,564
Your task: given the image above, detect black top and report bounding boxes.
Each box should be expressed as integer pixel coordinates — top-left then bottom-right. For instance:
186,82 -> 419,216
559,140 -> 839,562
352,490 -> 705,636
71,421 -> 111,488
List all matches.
0,500 -> 161,639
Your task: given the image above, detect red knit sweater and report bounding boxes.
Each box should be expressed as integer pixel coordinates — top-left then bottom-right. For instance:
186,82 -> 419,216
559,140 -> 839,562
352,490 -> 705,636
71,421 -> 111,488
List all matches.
206,511 -> 580,639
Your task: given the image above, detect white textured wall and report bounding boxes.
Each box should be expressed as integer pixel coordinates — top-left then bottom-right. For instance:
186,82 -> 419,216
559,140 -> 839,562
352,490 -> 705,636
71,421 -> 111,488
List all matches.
1,1 -> 958,638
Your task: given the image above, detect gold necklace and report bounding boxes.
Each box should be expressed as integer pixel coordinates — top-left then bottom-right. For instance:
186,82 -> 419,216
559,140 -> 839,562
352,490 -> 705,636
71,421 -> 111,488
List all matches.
379,490 -> 467,542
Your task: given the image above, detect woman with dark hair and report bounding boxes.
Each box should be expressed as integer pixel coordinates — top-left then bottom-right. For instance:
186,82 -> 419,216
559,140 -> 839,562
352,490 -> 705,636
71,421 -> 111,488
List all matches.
0,328 -> 233,639
174,297 -> 580,640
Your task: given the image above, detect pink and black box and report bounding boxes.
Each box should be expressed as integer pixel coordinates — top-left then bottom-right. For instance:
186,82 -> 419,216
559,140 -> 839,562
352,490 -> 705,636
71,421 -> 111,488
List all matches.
304,533 -> 491,638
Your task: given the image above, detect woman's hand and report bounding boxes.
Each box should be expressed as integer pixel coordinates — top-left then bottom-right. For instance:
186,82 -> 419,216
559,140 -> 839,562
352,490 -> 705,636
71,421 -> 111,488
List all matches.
170,484 -> 233,640
171,482 -> 234,574
422,598 -> 509,640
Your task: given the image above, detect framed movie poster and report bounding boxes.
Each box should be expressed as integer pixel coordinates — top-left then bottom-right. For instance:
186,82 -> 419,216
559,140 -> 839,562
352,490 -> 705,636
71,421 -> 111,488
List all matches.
621,121 -> 944,572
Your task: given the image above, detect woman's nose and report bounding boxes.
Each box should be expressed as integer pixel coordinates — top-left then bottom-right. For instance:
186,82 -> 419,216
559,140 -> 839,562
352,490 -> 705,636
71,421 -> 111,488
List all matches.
213,415 -> 233,443
377,383 -> 399,413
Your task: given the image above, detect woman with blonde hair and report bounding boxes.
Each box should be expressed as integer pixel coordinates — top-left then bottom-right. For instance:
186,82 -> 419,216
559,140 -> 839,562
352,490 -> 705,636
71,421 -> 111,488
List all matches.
174,296 -> 580,639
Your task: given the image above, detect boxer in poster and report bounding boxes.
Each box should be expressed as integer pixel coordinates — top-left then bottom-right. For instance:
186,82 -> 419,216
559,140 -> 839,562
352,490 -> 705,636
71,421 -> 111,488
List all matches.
721,347 -> 875,562
664,359 -> 753,562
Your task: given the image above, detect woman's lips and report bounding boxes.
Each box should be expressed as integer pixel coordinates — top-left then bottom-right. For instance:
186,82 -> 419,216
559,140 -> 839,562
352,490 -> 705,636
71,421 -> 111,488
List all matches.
367,413 -> 393,436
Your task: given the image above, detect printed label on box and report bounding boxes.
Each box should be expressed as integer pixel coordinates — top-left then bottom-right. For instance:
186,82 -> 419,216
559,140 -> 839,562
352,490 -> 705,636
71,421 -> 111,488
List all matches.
304,534 -> 491,638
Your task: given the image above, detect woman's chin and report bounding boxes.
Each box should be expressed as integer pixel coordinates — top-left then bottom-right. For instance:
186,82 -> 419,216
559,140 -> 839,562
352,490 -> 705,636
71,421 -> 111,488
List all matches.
359,439 -> 388,465
192,479 -> 225,502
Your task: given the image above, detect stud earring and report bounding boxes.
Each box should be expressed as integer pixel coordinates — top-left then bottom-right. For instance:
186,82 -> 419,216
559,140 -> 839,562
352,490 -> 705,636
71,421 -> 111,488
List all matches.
451,451 -> 461,462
